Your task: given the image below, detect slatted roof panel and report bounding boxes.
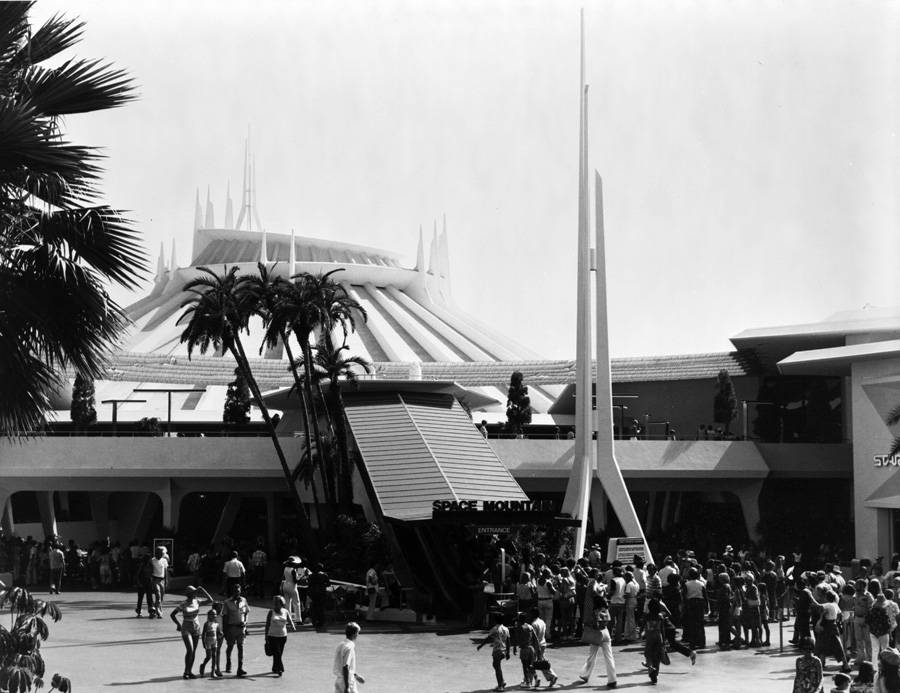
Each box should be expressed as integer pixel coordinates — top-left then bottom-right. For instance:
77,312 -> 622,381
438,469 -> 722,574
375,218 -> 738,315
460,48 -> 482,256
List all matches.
343,391 -> 527,521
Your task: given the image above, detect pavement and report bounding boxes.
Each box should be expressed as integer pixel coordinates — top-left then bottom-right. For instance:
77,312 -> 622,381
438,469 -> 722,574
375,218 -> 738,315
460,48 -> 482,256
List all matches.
35,590 -> 838,692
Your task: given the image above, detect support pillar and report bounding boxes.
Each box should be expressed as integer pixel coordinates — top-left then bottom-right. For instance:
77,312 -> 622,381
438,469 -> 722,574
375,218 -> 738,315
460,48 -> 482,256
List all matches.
265,493 -> 278,554
673,492 -> 684,526
36,491 -> 57,539
734,481 -> 765,543
660,491 -> 672,532
211,493 -> 243,547
155,481 -> 185,534
130,493 -> 159,545
645,491 -> 658,536
589,480 -> 608,534
0,489 -> 12,535
89,492 -> 111,540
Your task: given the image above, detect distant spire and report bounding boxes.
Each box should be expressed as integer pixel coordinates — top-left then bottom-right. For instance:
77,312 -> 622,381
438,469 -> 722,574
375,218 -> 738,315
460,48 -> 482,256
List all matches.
204,185 -> 215,228
415,225 -> 425,271
193,188 -> 202,230
428,219 -> 438,274
440,213 -> 451,290
289,228 -> 296,275
251,156 -> 263,231
170,239 -> 177,272
156,241 -> 166,278
224,180 -> 234,229
260,226 -> 268,264
235,135 -> 249,230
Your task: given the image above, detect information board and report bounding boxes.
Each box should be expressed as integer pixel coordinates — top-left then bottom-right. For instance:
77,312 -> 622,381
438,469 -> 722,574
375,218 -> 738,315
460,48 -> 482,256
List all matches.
606,537 -> 649,565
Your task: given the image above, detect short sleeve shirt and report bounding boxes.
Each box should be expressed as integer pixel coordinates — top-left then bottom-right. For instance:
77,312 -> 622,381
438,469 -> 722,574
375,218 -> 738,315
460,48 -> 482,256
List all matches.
333,639 -> 356,676
222,597 -> 249,627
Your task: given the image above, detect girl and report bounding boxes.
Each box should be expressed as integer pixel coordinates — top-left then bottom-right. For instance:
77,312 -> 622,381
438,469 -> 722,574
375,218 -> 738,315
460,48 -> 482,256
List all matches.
265,595 -> 295,677
793,636 -> 824,693
199,609 -> 222,679
170,585 -> 215,679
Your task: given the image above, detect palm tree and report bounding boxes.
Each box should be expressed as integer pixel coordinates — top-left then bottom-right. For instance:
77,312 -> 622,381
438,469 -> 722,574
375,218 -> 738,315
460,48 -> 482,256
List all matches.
177,265 -> 317,555
888,404 -> 900,458
313,330 -> 371,513
0,3 -> 146,434
266,270 -> 366,508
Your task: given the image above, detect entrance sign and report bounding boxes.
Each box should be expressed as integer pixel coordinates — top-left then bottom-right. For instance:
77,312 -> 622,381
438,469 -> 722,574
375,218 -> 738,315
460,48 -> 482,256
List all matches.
607,537 -> 649,564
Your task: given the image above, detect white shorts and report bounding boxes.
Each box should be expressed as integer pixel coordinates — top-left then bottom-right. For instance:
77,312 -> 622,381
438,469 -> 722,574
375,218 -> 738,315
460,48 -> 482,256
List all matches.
333,675 -> 357,693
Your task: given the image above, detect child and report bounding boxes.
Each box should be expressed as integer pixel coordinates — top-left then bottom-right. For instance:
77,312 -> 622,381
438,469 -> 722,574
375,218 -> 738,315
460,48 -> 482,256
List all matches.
199,610 -> 222,679
212,601 -> 225,677
511,613 -> 538,688
477,613 -> 510,692
792,636 -> 823,693
830,671 -> 851,693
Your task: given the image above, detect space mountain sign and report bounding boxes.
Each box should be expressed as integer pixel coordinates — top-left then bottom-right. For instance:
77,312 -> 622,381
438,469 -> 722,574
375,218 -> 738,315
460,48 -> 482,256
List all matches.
430,498 -> 577,525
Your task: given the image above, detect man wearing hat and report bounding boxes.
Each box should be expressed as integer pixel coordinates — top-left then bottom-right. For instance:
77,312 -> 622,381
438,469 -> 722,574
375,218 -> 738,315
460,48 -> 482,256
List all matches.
281,556 -> 303,622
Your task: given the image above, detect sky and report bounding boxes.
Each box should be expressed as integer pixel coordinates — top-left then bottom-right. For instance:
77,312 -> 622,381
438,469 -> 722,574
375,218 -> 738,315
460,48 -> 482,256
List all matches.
32,0 -> 899,359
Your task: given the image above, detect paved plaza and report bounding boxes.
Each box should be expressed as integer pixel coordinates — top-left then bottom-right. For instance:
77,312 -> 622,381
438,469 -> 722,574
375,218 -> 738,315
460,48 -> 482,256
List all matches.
34,590 -> 830,692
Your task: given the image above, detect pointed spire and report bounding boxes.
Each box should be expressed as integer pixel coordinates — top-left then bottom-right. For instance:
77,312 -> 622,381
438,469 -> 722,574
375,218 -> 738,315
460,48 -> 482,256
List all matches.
251,155 -> 263,231
170,239 -> 177,272
289,228 -> 296,275
259,226 -> 268,264
224,180 -> 234,229
235,137 -> 249,230
156,241 -> 166,279
205,185 -> 215,228
440,213 -> 451,290
428,219 -> 438,274
415,225 -> 425,271
193,188 -> 202,231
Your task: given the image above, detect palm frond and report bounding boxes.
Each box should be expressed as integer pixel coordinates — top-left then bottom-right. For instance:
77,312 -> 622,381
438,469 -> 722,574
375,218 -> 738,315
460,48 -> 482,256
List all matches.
26,58 -> 136,116
20,13 -> 83,64
887,404 -> 900,428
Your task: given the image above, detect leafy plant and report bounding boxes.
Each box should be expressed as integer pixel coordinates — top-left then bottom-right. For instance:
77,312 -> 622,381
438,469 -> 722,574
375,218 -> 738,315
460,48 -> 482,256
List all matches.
0,584 -> 64,692
69,371 -> 97,429
222,367 -> 251,425
505,371 -> 532,436
713,369 -> 738,437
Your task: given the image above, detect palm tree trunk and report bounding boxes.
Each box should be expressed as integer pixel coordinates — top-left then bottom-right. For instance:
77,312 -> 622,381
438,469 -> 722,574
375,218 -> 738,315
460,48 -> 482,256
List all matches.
301,340 -> 336,507
229,338 -> 318,559
331,383 -> 355,515
281,335 -> 326,530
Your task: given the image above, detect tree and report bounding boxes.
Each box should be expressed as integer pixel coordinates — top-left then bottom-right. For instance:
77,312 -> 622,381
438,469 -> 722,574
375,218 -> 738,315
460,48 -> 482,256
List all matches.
888,404 -> 900,459
313,330 -> 372,513
178,265 -> 317,556
69,372 -> 96,429
713,369 -> 738,437
266,269 -> 366,509
506,371 -> 532,436
222,367 -> 251,425
0,3 -> 146,435
0,582 -> 64,692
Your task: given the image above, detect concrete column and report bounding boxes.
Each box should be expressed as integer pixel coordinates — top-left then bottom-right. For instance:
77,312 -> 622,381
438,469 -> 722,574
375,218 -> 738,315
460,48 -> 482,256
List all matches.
265,493 -> 278,554
660,491 -> 672,531
37,491 -> 57,539
156,481 -> 185,533
673,492 -> 684,526
211,493 -> 243,547
0,489 -> 13,535
589,480 -> 608,533
734,481 -> 765,543
132,493 -> 160,545
89,492 -> 111,540
645,491 -> 658,535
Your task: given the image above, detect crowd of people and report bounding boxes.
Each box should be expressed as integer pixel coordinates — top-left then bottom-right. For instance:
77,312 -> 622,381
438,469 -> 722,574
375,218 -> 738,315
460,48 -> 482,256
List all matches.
472,541 -> 900,692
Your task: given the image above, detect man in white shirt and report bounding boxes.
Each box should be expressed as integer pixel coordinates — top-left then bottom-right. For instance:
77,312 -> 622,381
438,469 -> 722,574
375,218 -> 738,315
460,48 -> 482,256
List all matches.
149,546 -> 169,618
222,550 -> 246,595
529,608 -> 559,687
333,622 -> 365,693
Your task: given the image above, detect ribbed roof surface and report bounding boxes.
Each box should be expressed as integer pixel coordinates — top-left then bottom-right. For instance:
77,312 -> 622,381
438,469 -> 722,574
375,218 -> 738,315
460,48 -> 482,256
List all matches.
344,391 -> 528,521
101,350 -> 758,390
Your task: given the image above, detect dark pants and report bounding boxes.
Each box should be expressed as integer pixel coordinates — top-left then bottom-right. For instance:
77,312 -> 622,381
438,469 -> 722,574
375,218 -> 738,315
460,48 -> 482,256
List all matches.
49,567 -> 64,594
718,608 -> 731,646
310,597 -> 326,630
136,580 -> 153,614
267,636 -> 286,674
684,599 -> 706,647
251,566 -> 266,598
492,651 -> 505,687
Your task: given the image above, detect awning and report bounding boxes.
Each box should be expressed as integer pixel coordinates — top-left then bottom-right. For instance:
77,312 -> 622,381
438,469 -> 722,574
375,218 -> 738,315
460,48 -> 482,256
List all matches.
343,390 -> 528,522
866,473 -> 900,509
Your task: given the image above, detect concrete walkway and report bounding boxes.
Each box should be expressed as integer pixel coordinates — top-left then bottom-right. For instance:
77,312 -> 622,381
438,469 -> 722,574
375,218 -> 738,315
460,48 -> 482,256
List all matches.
36,590 -> 831,692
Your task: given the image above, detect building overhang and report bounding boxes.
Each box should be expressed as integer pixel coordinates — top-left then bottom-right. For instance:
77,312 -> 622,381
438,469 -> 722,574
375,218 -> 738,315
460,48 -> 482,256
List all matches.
777,340 -> 900,376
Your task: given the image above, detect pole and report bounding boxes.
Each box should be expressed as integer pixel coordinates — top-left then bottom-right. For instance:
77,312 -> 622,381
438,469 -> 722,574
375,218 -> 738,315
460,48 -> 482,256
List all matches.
742,400 -> 748,440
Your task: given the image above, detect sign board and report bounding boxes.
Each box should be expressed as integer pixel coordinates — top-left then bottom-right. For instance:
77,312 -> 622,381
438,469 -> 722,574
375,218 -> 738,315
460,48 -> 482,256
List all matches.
607,537 -> 649,565
476,526 -> 512,536
153,537 -> 174,560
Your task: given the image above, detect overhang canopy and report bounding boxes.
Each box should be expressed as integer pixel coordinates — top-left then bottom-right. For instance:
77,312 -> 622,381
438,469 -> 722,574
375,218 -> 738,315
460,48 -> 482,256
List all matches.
343,390 -> 528,522
777,340 -> 900,376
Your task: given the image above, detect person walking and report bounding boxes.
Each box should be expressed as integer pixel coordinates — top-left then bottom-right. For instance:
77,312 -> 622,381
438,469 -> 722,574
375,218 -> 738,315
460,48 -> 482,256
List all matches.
222,583 -> 250,677
792,636 -> 824,693
170,585 -> 215,679
221,550 -> 246,596
265,595 -> 295,677
309,562 -> 331,632
477,612 -> 511,692
529,607 -> 559,687
250,539 -> 267,599
333,621 -> 365,693
281,556 -> 303,622
578,582 -> 617,689
48,542 -> 65,595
